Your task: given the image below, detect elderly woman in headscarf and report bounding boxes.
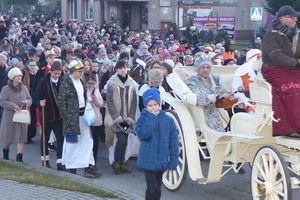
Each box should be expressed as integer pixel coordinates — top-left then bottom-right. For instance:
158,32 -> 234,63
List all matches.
0,67 -> 32,162
185,58 -> 234,132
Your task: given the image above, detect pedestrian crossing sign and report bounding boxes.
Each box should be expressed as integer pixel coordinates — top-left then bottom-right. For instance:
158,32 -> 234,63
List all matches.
250,7 -> 263,21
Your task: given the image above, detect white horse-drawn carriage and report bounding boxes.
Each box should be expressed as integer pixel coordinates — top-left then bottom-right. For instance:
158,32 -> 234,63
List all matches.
160,65 -> 300,200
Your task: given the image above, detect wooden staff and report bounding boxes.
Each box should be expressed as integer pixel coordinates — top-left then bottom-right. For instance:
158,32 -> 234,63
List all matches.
42,106 -> 46,167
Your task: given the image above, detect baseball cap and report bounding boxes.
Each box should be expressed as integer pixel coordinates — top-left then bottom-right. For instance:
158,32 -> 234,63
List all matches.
277,5 -> 300,17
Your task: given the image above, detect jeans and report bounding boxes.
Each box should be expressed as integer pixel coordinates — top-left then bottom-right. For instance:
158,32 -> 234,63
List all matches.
144,171 -> 163,200
91,126 -> 101,163
114,131 -> 128,162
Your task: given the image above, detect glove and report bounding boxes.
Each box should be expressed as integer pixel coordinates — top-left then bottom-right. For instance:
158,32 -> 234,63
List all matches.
66,134 -> 78,143
119,122 -> 129,129
207,94 -> 217,103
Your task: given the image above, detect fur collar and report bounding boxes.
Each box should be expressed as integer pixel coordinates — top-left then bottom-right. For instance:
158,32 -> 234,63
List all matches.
108,73 -> 135,88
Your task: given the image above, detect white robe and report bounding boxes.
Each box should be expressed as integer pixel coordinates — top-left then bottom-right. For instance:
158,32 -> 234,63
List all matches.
62,117 -> 95,169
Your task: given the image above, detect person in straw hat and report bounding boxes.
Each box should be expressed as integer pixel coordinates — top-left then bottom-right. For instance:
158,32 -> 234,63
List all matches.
58,59 -> 100,178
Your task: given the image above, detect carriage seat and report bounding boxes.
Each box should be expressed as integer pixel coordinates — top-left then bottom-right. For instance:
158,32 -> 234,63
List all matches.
230,78 -> 273,139
173,65 -> 238,92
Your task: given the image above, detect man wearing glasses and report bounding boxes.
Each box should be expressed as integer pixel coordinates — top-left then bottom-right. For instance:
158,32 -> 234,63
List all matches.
262,5 -> 300,137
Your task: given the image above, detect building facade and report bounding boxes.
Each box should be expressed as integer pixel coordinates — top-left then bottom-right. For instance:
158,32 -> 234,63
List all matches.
61,0 -> 267,40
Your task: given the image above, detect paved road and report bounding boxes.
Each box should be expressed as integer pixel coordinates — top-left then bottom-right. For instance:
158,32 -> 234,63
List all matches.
1,137 -> 300,200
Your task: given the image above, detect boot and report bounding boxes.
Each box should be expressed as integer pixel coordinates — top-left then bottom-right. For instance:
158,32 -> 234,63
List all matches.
16,153 -> 23,162
3,148 -> 9,160
83,167 -> 101,178
112,161 -> 121,175
120,162 -> 131,174
57,163 -> 66,171
119,161 -> 131,174
41,161 -> 51,168
68,169 -> 77,174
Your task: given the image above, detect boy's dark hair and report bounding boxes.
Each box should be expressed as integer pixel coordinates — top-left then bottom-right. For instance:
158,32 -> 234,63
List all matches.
115,60 -> 127,69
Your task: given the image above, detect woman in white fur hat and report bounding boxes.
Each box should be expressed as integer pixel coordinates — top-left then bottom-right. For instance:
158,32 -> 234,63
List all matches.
0,67 -> 32,162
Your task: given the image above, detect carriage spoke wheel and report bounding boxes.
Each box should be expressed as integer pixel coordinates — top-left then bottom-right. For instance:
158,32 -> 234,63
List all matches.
163,110 -> 187,191
251,146 -> 291,200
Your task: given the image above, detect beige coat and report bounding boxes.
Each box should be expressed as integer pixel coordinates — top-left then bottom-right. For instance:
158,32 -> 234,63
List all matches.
0,81 -> 32,143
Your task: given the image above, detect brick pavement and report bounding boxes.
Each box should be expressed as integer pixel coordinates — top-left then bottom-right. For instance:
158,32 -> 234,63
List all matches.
0,179 -> 113,200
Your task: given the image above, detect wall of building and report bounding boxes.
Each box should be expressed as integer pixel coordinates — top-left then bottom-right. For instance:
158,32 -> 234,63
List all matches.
147,1 -> 175,30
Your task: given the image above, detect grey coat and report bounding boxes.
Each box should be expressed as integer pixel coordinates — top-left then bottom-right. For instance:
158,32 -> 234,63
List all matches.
0,81 -> 32,143
186,74 -> 227,132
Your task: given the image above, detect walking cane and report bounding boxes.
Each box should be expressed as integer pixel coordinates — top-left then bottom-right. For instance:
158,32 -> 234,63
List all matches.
42,106 -> 46,167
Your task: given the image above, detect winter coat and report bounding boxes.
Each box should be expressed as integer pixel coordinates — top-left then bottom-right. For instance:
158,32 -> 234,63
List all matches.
58,75 -> 87,136
105,73 -> 137,131
186,74 -> 227,132
34,73 -> 63,122
135,109 -> 179,172
22,67 -> 39,95
0,67 -> 8,93
87,87 -> 104,126
0,81 -> 32,143
262,30 -> 299,69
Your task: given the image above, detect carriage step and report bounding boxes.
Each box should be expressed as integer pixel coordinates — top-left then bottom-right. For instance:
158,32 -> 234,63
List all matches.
276,136 -> 300,150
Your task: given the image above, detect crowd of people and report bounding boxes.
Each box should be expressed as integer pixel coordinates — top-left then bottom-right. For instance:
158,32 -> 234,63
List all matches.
0,4 -> 299,199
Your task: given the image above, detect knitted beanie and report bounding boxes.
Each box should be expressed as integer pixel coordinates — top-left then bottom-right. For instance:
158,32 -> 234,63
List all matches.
143,88 -> 161,106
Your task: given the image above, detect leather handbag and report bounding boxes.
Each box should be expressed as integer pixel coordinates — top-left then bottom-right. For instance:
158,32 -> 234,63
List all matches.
13,107 -> 31,124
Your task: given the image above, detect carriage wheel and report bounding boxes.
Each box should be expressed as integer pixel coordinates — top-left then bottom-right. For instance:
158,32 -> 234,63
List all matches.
251,146 -> 291,200
162,110 -> 187,191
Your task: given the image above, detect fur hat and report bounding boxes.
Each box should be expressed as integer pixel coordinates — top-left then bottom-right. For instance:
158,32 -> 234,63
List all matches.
8,67 -> 23,80
143,88 -> 161,106
194,58 -> 213,70
148,69 -> 164,84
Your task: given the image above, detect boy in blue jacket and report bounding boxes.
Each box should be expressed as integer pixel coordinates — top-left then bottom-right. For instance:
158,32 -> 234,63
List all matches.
135,88 -> 179,200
